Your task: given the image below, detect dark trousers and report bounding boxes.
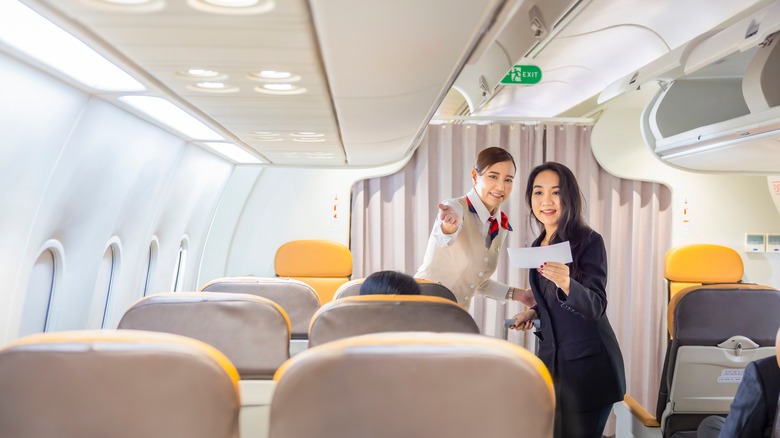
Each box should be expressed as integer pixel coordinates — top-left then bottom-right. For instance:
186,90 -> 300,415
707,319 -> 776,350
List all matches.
554,403 -> 613,438
696,415 -> 726,438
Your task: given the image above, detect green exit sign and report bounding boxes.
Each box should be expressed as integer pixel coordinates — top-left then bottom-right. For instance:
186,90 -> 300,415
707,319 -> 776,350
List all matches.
501,65 -> 542,85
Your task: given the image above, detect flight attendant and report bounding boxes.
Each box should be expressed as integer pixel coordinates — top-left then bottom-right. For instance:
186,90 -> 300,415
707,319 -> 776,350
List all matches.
510,161 -> 625,438
415,147 -> 534,309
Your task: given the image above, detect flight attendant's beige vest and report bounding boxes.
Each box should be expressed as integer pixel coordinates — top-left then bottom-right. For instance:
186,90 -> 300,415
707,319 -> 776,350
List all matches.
415,196 -> 508,308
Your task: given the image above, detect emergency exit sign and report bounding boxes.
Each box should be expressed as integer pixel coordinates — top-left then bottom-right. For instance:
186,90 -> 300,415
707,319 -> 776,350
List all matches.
501,65 -> 542,85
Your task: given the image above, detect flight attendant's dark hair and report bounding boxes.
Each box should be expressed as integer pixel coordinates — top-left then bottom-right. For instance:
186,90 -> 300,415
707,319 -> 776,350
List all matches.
359,270 -> 421,296
525,161 -> 592,279
474,147 -> 516,175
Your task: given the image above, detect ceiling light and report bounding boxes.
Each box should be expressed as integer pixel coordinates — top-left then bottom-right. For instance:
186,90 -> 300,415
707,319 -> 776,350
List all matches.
202,142 -> 263,164
254,84 -> 306,95
79,0 -> 165,13
247,71 -> 302,82
293,138 -> 325,143
250,137 -> 283,142
0,1 -> 145,91
290,132 -> 323,138
264,83 -> 294,91
186,82 -> 239,93
248,131 -> 278,136
119,96 -> 224,141
187,0 -> 274,15
175,68 -> 226,80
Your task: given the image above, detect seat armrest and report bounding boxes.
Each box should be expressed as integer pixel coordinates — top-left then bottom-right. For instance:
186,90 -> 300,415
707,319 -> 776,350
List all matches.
624,394 -> 660,427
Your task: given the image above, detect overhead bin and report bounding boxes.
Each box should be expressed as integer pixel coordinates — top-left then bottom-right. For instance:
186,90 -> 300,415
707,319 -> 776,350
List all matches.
450,0 -> 582,114
638,0 -> 780,173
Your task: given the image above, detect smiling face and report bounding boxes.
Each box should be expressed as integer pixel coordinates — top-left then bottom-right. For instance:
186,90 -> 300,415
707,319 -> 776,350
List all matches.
472,160 -> 515,214
531,170 -> 561,235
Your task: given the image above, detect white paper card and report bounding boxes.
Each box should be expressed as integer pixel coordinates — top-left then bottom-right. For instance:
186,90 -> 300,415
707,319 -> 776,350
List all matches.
507,241 -> 573,268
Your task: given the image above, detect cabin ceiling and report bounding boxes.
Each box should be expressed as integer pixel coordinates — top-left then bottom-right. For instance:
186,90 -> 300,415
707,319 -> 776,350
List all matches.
15,0 -> 777,168
19,0 -> 503,167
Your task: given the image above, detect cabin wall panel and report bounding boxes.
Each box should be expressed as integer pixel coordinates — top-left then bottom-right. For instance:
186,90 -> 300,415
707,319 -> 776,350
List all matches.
592,84 -> 780,290
0,52 -> 233,341
218,168 -> 358,278
145,145 -> 233,303
0,54 -> 91,339
202,160 -> 410,284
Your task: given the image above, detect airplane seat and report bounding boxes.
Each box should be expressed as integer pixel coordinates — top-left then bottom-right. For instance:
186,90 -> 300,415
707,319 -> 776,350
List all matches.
416,279 -> 459,302
332,278 -> 364,299
774,327 -> 780,438
658,283 -> 780,437
333,276 -> 457,302
269,332 -> 555,438
274,240 -> 352,304
118,292 -> 291,438
199,276 -> 320,341
0,330 -> 240,438
664,244 -> 743,301
307,295 -> 480,348
616,244 -> 780,438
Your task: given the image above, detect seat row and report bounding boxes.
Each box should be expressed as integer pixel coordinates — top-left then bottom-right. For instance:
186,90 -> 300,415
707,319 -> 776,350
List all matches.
0,330 -> 556,438
616,244 -> 780,438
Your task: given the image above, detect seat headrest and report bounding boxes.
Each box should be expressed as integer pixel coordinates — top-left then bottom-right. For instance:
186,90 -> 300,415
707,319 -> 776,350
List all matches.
274,240 -> 352,277
308,295 -> 479,347
333,278 -> 457,302
118,293 -> 290,379
270,332 -> 554,438
332,278 -> 364,300
199,277 -> 320,338
0,330 -> 239,438
664,244 -> 743,282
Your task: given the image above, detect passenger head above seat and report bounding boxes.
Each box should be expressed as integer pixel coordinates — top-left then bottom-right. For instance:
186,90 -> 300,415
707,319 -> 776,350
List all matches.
359,270 -> 420,295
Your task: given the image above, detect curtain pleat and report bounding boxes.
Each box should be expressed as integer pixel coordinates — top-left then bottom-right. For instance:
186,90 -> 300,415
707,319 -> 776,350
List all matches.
350,123 -> 672,428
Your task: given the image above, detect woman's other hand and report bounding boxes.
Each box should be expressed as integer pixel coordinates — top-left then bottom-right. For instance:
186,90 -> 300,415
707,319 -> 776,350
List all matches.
509,309 -> 537,331
513,287 -> 536,307
539,261 -> 571,294
438,203 -> 462,234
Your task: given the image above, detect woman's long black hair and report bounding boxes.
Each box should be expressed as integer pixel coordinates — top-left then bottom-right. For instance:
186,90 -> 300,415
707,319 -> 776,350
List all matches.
525,161 -> 592,280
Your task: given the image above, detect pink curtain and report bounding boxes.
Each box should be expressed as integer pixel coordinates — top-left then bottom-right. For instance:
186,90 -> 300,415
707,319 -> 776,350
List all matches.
351,123 -> 672,426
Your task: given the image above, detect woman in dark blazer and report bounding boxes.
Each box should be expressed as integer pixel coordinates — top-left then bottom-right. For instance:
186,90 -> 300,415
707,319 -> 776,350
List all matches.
511,162 -> 625,438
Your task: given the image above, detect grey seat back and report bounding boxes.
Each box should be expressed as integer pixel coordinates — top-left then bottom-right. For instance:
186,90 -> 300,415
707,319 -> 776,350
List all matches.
659,284 -> 780,436
269,332 -> 554,438
307,295 -> 479,348
118,292 -> 290,379
774,328 -> 780,438
0,330 -> 240,438
333,277 -> 457,302
200,276 -> 320,339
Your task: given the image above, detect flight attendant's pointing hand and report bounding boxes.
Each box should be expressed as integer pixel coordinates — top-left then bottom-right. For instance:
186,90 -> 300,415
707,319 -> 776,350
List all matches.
438,203 -> 462,234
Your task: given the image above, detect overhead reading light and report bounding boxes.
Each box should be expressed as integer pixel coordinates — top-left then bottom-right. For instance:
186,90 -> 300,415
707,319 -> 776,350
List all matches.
79,0 -> 165,13
247,70 -> 302,82
0,1 -> 145,92
186,82 -> 239,93
290,132 -> 324,138
176,68 -> 227,80
202,142 -> 263,164
255,84 -> 307,95
187,0 -> 275,15
119,96 -> 224,141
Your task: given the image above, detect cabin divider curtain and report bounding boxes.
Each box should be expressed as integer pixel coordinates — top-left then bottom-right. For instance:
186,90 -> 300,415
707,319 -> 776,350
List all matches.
351,123 -> 672,417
